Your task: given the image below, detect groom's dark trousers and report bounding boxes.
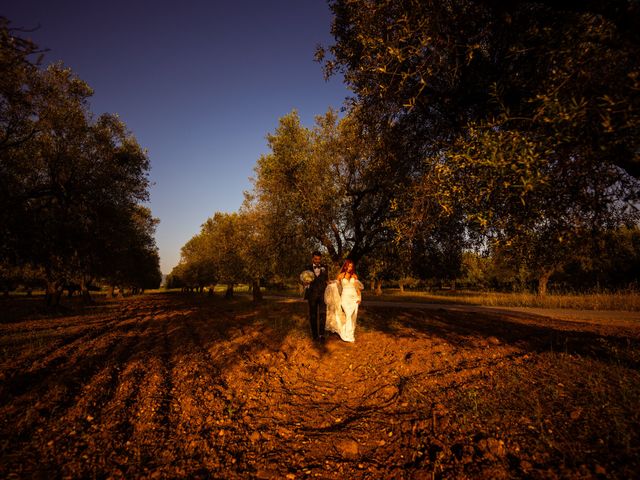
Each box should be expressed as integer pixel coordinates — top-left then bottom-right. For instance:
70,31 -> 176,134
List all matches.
308,294 -> 326,340
305,263 -> 328,340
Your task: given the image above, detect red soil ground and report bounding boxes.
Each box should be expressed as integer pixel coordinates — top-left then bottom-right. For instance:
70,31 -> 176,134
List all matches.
1,292 -> 639,479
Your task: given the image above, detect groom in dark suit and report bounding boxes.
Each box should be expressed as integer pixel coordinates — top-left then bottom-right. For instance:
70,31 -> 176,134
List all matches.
303,251 -> 329,341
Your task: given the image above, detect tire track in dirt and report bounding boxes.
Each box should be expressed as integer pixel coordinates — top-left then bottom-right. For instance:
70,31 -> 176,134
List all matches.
121,311 -> 178,477
0,299 -> 163,477
70,308 -> 177,479
70,309 -> 180,480
188,307 -> 291,477
183,304 -> 349,474
153,305 -> 244,477
199,309 -> 303,478
0,303 -> 150,405
38,314 -> 161,479
0,312 -> 119,396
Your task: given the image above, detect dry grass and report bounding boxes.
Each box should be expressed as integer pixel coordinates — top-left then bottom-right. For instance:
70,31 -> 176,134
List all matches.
369,289 -> 640,311
11,285 -> 638,311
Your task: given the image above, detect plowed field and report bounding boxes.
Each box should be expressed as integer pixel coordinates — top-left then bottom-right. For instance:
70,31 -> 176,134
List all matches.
1,293 -> 639,479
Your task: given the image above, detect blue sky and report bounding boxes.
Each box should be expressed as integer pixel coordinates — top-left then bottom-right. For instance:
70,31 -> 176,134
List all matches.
4,1 -> 349,274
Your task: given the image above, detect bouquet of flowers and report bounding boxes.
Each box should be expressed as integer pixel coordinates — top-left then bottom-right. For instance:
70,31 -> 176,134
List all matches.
300,270 -> 315,284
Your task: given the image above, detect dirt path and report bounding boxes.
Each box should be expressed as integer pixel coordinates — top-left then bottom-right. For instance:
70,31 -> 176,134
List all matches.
1,293 -> 639,479
368,299 -> 640,326
272,293 -> 640,327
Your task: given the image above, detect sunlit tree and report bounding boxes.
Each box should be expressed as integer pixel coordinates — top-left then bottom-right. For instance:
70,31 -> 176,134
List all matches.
251,109 -> 408,267
173,230 -> 218,292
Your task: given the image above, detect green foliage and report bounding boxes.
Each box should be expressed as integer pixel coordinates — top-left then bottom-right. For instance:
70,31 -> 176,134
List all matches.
172,209 -> 276,296
456,226 -> 640,292
0,18 -> 161,299
107,206 -> 162,290
554,226 -> 640,290
250,109 -> 405,266
321,0 -> 640,293
251,110 -> 343,264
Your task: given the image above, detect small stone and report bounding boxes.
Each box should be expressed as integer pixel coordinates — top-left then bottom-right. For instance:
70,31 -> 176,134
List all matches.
486,438 -> 506,458
335,439 -> 360,458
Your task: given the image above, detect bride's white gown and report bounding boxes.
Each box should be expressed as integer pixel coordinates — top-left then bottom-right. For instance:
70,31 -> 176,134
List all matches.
325,277 -> 359,342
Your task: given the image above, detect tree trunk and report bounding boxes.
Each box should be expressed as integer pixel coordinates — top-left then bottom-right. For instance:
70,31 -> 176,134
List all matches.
252,279 -> 263,302
225,284 -> 234,299
370,279 -> 375,291
45,280 -> 62,307
537,271 -> 552,296
399,281 -> 405,293
374,279 -> 383,296
80,278 -> 92,304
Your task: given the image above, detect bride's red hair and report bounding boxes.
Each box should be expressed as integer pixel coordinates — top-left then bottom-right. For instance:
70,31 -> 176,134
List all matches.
340,259 -> 355,274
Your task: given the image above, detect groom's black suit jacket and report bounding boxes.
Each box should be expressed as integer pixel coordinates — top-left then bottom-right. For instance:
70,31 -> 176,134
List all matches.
305,264 -> 328,301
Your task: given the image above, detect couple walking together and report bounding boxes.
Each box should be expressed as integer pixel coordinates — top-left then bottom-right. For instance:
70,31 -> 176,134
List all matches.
302,251 -> 362,343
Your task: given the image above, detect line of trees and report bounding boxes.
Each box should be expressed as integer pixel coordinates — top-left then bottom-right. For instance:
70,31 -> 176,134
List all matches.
1,18 -> 162,304
172,0 -> 640,297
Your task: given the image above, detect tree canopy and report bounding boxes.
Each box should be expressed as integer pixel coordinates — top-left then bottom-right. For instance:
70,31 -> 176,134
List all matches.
1,18 -> 161,302
250,109 -> 410,266
318,0 -> 640,293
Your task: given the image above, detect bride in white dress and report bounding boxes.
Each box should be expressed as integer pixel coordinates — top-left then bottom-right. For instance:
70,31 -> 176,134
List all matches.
325,259 -> 362,342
